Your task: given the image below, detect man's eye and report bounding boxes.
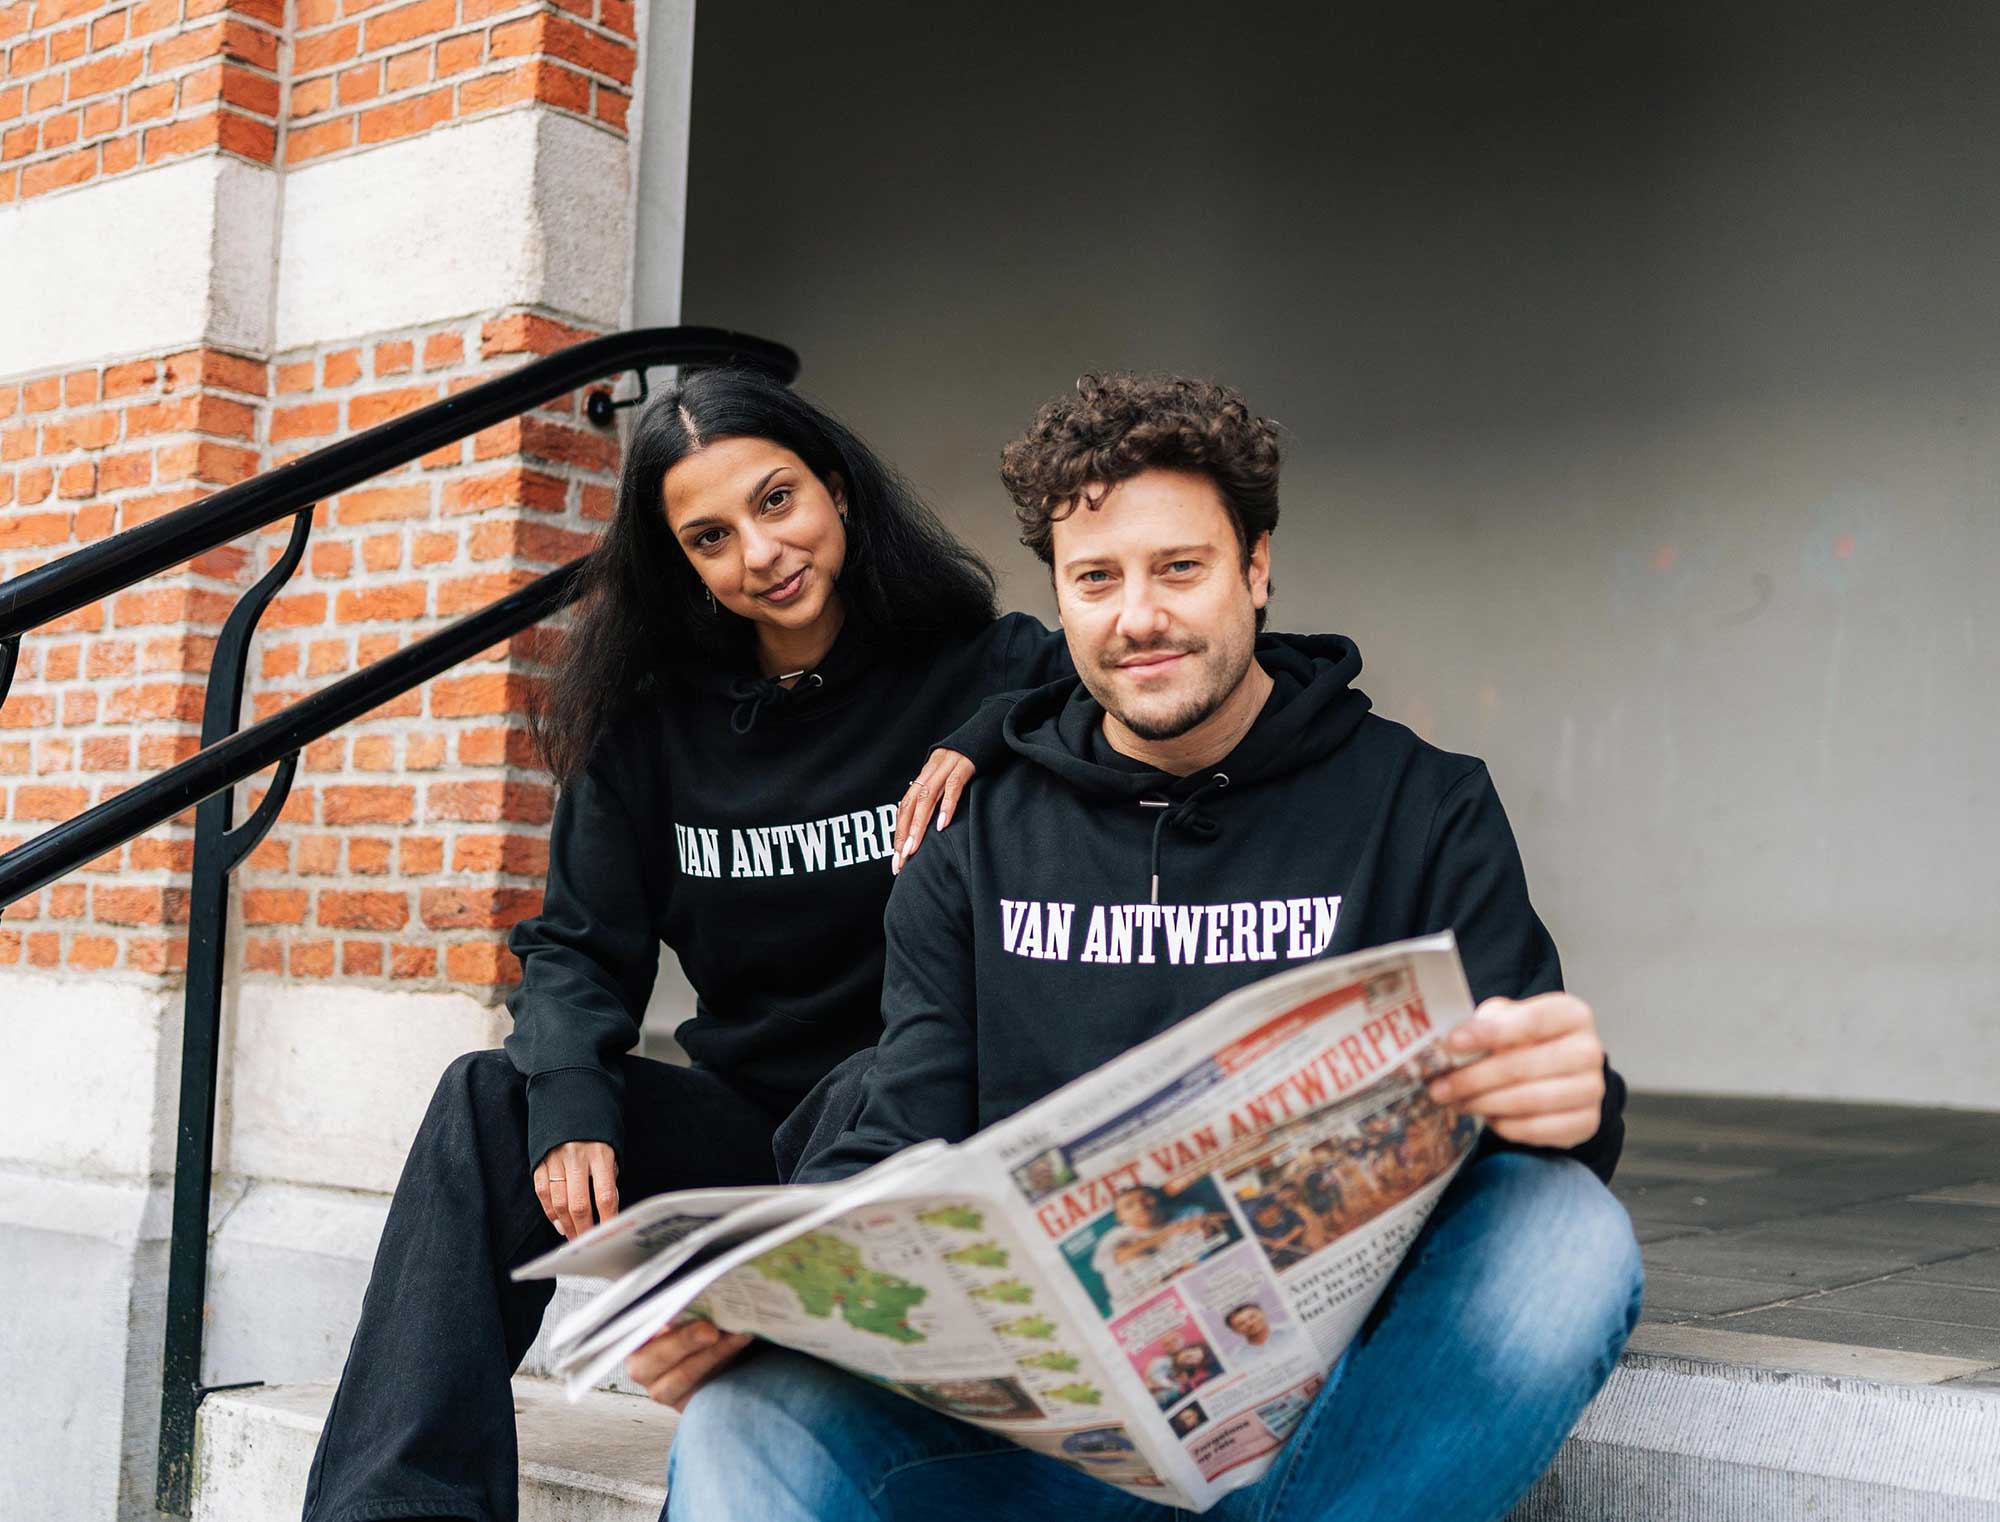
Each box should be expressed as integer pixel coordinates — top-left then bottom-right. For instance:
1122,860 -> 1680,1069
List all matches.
1167,560 -> 1198,574
1079,570 -> 1111,585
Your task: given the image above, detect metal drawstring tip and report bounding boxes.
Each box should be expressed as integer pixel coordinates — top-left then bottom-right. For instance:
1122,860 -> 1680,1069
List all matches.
1150,874 -> 1159,905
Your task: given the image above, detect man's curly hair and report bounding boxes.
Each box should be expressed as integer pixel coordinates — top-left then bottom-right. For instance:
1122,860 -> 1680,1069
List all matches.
1000,373 -> 1282,574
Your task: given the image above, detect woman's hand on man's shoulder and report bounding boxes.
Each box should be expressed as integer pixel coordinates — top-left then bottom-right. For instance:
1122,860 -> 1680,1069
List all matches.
891,748 -> 975,874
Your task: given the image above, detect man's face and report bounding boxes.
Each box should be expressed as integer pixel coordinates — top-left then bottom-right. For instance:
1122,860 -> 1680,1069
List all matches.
1051,469 -> 1270,743
1114,1190 -> 1164,1228
1227,1307 -> 1270,1343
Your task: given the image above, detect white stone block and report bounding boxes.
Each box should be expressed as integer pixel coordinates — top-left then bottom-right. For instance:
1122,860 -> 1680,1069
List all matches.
193,1380 -> 677,1522
220,982 -> 508,1196
273,109 -> 630,350
0,974 -> 180,1179
0,156 -> 278,377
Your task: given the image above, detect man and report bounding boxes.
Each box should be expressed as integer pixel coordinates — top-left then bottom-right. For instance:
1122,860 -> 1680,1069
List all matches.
1222,1301 -> 1293,1358
651,373 -> 1642,1521
1091,1182 -> 1234,1310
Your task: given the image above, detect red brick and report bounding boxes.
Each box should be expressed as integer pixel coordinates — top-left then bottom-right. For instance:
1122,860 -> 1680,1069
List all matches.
275,360 -> 315,393
263,591 -> 328,628
285,114 -> 352,163
434,29 -> 479,75
288,938 -> 334,976
411,529 -> 456,565
348,384 -> 436,429
317,889 -> 408,930
69,47 -> 143,98
480,312 -> 593,358
89,10 -> 127,49
101,359 -> 156,398
360,531 -> 401,570
69,935 -> 119,970
21,149 -> 97,197
102,680 -> 203,722
270,401 -> 338,441
321,783 -> 414,824
384,43 -> 426,91
362,0 -> 450,51
335,582 -> 426,622
289,74 -> 331,117
420,886 -> 540,930
435,568 -> 538,613
13,783 -> 89,819
355,82 -> 450,143
0,511 -> 69,548
389,942 -> 437,978
93,885 -> 190,925
242,936 -> 283,972
425,779 -> 550,824
291,22 -> 356,73
127,834 -> 194,871
347,834 -> 392,871
341,939 -> 386,975
334,483 -> 427,523
373,338 -> 414,376
428,669 -> 537,717
242,888 -> 307,924
445,940 -> 519,985
41,110 -> 81,150
441,466 -> 566,515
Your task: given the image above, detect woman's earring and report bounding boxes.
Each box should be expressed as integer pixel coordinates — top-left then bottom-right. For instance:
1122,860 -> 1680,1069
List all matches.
705,586 -> 716,613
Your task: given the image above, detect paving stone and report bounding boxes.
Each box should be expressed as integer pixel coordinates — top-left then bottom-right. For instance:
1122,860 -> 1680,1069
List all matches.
1907,1250 -> 2000,1292
1639,1224 -> 1926,1288
1915,1182 -> 2000,1209
1815,1201 -> 2000,1254
1639,1269 -> 1801,1317
1810,1279 -> 2000,1330
1715,1306 -> 2000,1364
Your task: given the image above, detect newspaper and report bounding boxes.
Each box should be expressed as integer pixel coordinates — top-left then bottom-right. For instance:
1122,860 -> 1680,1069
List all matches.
514,932 -> 1484,1512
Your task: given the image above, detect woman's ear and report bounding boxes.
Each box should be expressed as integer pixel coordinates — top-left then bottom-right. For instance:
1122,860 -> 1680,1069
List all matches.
828,471 -> 847,518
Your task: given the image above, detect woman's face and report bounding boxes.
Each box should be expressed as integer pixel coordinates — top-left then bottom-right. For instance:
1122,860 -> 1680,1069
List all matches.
662,436 -> 848,637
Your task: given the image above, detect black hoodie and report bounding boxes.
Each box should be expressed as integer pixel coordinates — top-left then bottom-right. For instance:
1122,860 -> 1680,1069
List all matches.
501,612 -> 1071,1167
796,634 -> 1625,1186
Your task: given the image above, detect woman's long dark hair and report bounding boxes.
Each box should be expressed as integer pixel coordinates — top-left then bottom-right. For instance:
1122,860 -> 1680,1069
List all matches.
532,368 -> 1000,784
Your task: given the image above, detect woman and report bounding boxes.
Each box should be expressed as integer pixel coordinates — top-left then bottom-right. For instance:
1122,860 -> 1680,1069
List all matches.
301,369 -> 1070,1522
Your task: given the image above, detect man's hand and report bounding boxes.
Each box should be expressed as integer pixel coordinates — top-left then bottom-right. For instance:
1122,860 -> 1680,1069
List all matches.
1427,993 -> 1605,1149
892,748 -> 977,874
533,1140 -> 619,1240
627,1319 -> 754,1410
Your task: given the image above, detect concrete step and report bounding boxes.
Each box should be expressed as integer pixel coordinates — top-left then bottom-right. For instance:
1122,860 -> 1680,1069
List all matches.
196,1340 -> 2000,1522
192,1379 -> 678,1522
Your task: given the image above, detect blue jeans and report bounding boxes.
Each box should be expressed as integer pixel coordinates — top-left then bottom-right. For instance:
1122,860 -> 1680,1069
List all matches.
664,1151 -> 1642,1522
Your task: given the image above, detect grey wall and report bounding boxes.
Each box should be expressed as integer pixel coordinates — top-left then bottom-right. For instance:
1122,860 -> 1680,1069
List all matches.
665,2 -> 2000,1105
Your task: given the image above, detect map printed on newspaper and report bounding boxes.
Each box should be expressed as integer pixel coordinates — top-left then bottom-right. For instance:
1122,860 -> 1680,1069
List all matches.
513,932 -> 1484,1513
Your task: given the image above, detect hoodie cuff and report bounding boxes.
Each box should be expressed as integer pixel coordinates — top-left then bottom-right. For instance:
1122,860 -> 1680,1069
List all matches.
525,1067 -> 624,1171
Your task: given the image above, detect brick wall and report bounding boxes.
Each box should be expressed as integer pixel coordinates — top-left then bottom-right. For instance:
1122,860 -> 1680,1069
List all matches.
286,0 -> 633,165
0,0 -> 284,203
0,313 -> 620,989
0,346 -> 267,974
2,0 -> 644,999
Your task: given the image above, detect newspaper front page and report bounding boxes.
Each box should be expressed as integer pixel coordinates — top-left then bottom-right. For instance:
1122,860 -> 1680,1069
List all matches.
517,933 -> 1483,1512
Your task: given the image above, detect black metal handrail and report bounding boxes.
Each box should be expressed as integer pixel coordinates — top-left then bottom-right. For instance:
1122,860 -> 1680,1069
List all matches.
0,323 -> 799,1516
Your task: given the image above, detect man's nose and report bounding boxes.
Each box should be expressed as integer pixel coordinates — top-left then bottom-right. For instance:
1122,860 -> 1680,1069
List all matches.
1114,585 -> 1169,644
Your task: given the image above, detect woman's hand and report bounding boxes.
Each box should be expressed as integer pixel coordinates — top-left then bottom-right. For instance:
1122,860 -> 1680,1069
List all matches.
534,1140 -> 620,1240
892,747 -> 976,873
627,1318 -> 755,1410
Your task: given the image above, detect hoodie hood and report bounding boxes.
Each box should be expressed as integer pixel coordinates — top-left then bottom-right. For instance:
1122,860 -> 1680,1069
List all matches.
1000,632 -> 1373,902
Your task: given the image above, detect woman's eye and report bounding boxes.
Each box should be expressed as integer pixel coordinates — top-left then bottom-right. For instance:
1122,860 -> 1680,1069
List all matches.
692,528 -> 725,549
763,487 -> 791,511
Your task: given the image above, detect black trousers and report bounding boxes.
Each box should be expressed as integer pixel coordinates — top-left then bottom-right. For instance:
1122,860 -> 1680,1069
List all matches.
301,1048 -> 789,1522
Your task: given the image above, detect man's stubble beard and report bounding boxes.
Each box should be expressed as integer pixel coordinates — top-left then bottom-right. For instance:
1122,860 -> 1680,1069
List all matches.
1086,620 -> 1257,743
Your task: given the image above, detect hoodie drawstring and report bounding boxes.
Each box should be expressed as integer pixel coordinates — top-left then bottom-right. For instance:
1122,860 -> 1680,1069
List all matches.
728,671 -> 824,735
1146,772 -> 1229,903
